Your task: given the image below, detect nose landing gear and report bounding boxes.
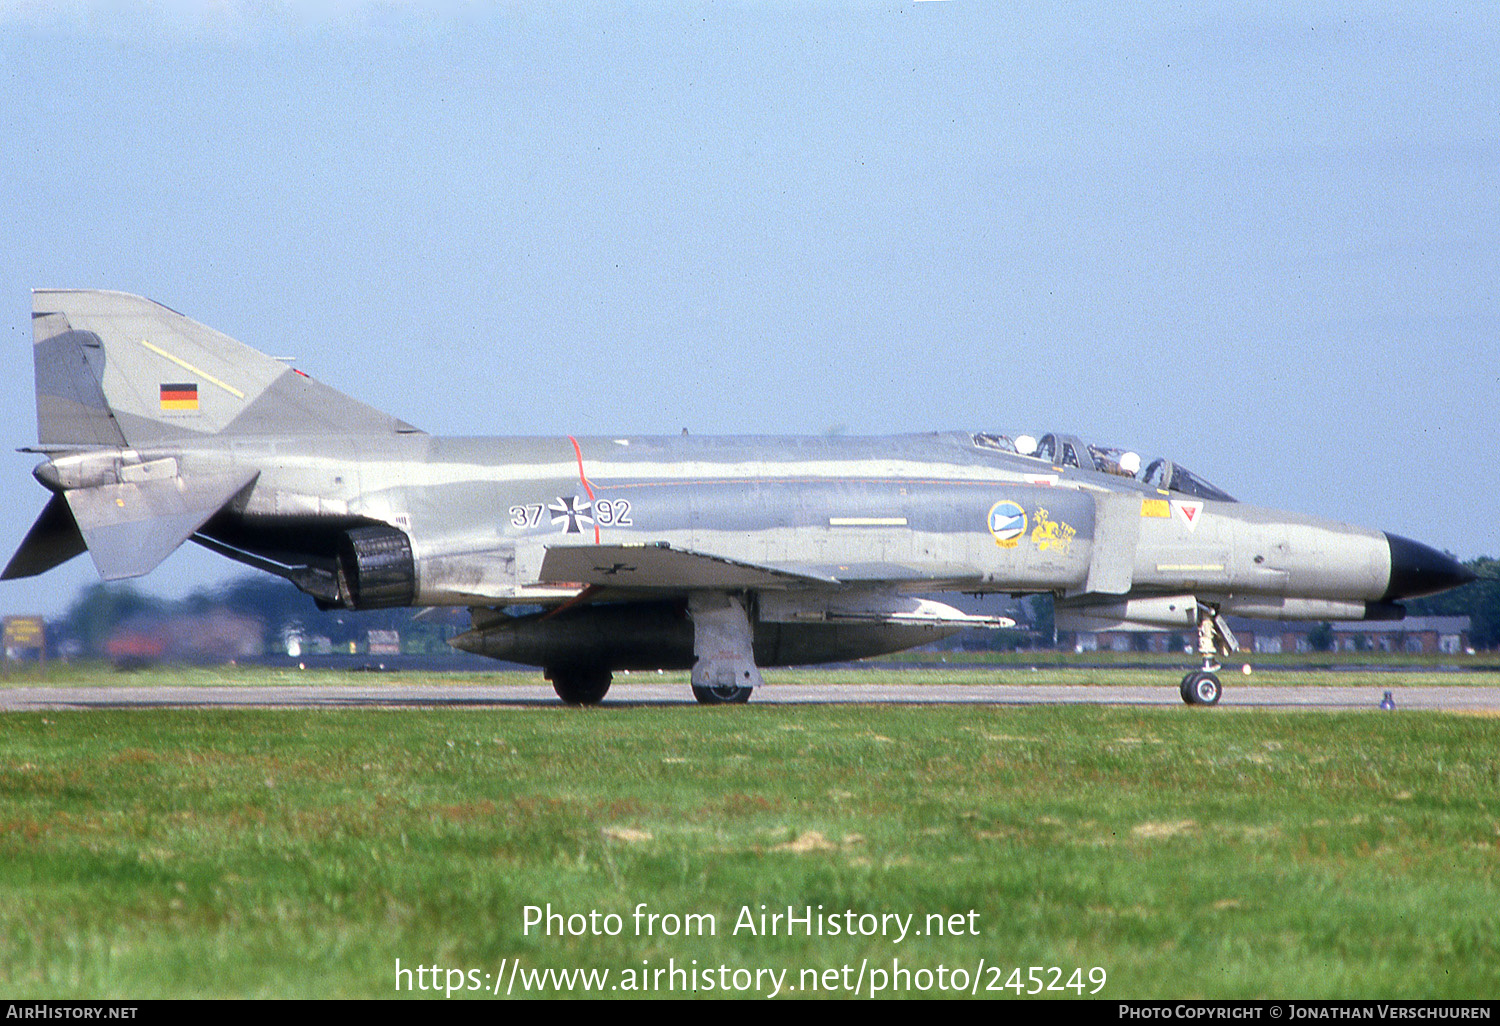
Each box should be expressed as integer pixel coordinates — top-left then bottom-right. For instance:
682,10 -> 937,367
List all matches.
1181,604 -> 1240,706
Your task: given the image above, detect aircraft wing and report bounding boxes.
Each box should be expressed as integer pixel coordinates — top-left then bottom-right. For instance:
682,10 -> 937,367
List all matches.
538,543 -> 989,597
527,543 -> 1012,638
538,542 -> 838,591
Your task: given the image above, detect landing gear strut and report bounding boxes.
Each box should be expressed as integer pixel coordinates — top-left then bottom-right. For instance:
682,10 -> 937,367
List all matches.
1180,605 -> 1239,706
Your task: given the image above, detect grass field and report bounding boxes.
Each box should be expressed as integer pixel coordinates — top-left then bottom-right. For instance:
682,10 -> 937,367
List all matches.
1,666 -> 1498,999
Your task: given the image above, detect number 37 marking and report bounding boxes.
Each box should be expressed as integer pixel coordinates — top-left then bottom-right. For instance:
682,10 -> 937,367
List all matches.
508,504 -> 543,529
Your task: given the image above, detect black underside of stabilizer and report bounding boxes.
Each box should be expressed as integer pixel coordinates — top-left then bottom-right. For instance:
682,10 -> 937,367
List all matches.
2,493 -> 87,579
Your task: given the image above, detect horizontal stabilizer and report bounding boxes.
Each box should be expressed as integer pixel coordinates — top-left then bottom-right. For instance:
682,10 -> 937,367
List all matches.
539,542 -> 835,591
64,469 -> 259,580
2,494 -> 88,579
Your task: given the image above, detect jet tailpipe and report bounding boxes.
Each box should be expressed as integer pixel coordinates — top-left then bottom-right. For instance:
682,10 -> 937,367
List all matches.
337,525 -> 415,609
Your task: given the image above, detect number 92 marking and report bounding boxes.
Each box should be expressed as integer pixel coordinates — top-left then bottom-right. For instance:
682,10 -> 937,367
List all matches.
594,499 -> 632,526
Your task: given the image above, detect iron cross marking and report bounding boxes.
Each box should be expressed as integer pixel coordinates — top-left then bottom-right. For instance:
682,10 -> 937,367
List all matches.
549,496 -> 594,534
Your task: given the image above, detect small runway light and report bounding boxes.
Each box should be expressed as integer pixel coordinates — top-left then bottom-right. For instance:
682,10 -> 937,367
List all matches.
1380,690 -> 1396,711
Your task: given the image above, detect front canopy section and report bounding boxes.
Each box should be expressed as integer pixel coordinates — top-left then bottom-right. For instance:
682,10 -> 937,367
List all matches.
970,430 -> 1237,503
1138,457 -> 1236,503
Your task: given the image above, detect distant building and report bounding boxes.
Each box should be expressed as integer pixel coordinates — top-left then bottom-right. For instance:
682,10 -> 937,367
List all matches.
1070,629 -> 1190,654
367,629 -> 401,656
283,625 -> 337,657
106,610 -> 265,665
1230,616 -> 1471,656
1072,616 -> 1471,656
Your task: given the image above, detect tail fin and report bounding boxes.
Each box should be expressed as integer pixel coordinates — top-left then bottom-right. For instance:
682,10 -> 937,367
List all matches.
32,289 -> 421,447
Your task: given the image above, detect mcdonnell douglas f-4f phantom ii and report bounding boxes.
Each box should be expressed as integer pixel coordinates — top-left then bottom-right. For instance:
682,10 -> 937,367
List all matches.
5,291 -> 1476,705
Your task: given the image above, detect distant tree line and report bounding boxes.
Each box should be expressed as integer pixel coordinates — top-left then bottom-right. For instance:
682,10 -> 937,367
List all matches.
53,576 -> 462,660
1403,556 -> 1500,650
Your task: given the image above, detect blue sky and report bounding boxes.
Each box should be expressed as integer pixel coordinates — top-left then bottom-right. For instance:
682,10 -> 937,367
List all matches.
1,2 -> 1496,616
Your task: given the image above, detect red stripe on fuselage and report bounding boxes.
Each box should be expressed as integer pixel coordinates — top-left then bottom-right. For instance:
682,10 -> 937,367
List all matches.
567,435 -> 600,544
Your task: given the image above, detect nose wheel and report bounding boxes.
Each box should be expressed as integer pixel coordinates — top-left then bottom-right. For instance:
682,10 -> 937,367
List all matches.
1180,669 -> 1222,705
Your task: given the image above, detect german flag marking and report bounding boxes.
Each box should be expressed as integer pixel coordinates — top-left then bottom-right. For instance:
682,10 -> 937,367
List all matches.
159,382 -> 199,411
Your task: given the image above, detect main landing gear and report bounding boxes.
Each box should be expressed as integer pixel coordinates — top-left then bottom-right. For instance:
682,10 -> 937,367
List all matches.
547,665 -> 612,706
1180,605 -> 1240,707
687,592 -> 762,705
692,684 -> 753,705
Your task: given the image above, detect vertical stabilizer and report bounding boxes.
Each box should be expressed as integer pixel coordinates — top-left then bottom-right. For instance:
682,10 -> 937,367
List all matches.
31,290 -> 421,447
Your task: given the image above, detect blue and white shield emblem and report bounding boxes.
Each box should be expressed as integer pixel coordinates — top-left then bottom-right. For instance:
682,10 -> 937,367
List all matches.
987,500 -> 1027,549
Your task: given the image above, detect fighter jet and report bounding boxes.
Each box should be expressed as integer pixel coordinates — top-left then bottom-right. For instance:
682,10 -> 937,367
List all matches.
4,290 -> 1475,705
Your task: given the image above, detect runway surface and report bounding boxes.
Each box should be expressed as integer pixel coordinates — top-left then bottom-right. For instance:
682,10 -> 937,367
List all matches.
2,682 -> 1498,711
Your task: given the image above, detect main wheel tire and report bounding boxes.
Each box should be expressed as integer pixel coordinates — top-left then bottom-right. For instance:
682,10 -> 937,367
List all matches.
547,666 -> 612,705
691,684 -> 753,705
1180,670 -> 1222,706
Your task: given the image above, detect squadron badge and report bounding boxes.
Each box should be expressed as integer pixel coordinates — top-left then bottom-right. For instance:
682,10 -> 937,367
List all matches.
987,500 -> 1027,549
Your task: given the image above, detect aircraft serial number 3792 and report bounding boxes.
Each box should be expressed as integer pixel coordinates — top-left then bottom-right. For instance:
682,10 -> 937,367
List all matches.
4,291 -> 1474,705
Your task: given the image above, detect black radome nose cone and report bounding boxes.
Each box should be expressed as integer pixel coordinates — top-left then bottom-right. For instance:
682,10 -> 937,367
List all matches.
1384,533 -> 1477,601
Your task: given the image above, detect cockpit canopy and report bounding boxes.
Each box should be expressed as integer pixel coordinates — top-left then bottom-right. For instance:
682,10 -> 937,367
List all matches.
971,431 -> 1236,503
1137,456 -> 1235,502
